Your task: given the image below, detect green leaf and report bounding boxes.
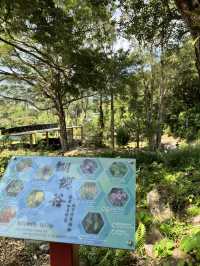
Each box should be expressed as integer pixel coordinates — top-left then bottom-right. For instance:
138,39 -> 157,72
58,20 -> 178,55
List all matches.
154,238 -> 174,258
136,222 -> 146,250
180,232 -> 200,253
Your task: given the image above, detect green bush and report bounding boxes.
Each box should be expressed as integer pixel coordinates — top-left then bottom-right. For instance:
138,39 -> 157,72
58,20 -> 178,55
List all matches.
153,238 -> 174,258
180,231 -> 200,261
186,206 -> 200,216
116,127 -> 130,146
79,247 -> 131,266
159,220 -> 188,240
164,145 -> 200,169
0,156 -> 10,178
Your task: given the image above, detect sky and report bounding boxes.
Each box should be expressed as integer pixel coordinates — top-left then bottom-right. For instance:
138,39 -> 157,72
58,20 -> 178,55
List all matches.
112,8 -> 131,52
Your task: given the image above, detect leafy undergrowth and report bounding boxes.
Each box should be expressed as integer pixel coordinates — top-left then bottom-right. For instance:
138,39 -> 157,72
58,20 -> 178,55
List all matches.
0,145 -> 200,265
79,145 -> 200,265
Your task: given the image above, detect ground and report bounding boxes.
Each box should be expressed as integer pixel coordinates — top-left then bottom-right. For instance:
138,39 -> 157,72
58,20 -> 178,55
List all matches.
0,239 -> 49,266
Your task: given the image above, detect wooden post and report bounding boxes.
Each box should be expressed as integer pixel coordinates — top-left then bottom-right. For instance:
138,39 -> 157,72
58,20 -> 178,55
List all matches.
50,243 -> 79,266
33,133 -> 36,145
71,128 -> 74,143
46,132 -> 49,146
80,127 -> 83,143
30,134 -> 33,148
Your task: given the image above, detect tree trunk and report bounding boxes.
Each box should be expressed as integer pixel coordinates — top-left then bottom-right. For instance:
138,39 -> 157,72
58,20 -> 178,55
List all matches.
57,105 -> 68,151
156,105 -> 164,149
156,113 -> 163,149
145,85 -> 155,150
110,88 -> 115,150
143,53 -> 156,151
55,91 -> 68,151
136,131 -> 140,149
99,92 -> 104,146
156,46 -> 165,149
58,113 -> 68,151
175,0 -> 200,77
194,39 -> 200,77
135,117 -> 140,149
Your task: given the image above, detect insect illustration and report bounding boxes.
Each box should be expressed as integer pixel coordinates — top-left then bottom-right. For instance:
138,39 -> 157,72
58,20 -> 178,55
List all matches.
50,193 -> 65,207
59,177 -> 74,189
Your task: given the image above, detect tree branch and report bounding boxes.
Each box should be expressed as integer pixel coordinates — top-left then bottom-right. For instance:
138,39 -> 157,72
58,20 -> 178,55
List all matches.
0,93 -> 54,111
13,48 -> 48,83
9,35 -> 67,75
0,36 -> 63,72
63,92 -> 98,107
0,70 -> 35,86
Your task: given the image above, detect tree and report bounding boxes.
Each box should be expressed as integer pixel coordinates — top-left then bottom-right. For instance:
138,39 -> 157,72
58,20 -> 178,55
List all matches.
125,76 -> 145,149
0,0 -> 113,150
101,50 -> 132,149
165,39 -> 200,141
120,0 -> 184,46
175,0 -> 200,77
0,40 -> 101,150
118,1 -> 187,149
119,0 -> 200,80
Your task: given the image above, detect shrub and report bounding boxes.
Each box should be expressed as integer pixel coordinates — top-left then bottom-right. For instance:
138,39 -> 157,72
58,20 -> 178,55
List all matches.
0,156 -> 10,178
180,231 -> 200,261
164,145 -> 200,169
116,127 -> 130,146
79,247 -> 131,266
153,238 -> 174,258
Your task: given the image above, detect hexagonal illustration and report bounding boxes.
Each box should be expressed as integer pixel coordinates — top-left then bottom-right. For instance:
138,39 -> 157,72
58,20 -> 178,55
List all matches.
6,180 -> 24,197
108,188 -> 129,207
56,161 -> 71,172
109,162 -> 128,178
80,159 -> 98,175
0,207 -> 16,223
82,212 -> 104,234
26,190 -> 45,208
36,165 -> 53,181
80,182 -> 97,200
16,158 -> 32,172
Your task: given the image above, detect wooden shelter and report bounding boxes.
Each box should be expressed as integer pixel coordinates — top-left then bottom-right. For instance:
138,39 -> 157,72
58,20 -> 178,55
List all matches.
1,123 -> 83,147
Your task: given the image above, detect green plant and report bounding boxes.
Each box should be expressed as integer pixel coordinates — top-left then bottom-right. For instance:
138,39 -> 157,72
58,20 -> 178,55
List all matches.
79,247 -> 131,266
187,205 -> 200,216
116,127 -> 130,146
0,155 -> 10,178
164,145 -> 200,169
137,211 -> 153,227
153,238 -> 174,258
136,222 -> 146,251
180,231 -> 200,261
160,220 -> 189,241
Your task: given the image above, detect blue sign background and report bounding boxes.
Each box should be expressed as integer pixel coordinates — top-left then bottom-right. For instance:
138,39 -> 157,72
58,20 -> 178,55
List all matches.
0,156 -> 136,250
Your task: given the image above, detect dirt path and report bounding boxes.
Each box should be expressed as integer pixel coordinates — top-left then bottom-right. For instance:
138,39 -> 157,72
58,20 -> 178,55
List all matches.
0,239 -> 49,266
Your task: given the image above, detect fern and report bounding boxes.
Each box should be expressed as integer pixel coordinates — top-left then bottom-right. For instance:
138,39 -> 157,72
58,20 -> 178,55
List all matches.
136,222 -> 146,251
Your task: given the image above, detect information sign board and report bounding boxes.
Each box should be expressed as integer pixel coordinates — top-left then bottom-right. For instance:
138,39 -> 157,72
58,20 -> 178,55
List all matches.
0,156 -> 136,250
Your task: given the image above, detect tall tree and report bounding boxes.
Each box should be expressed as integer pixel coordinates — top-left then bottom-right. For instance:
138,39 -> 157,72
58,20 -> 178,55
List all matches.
175,0 -> 200,77
119,0 -> 200,79
0,0 -> 113,150
119,0 -> 185,149
101,50 -> 131,149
